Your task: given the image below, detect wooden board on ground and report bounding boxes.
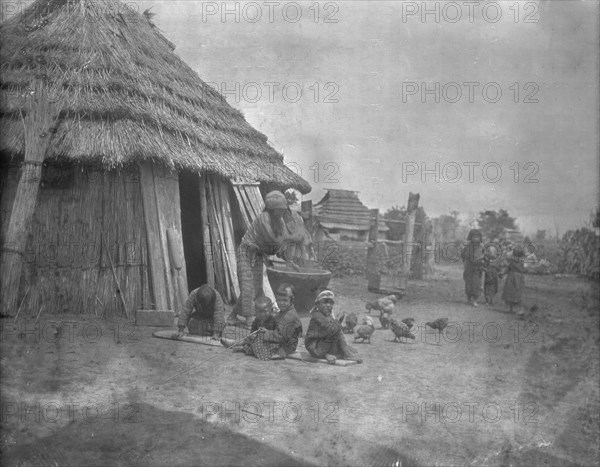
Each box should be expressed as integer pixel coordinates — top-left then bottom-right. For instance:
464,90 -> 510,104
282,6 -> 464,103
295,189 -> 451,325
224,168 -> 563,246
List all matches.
152,330 -> 224,347
286,351 -> 357,366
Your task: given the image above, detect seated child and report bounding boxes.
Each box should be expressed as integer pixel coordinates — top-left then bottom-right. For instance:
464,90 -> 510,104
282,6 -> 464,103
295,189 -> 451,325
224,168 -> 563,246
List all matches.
260,283 -> 303,356
230,296 -> 277,355
305,290 -> 362,364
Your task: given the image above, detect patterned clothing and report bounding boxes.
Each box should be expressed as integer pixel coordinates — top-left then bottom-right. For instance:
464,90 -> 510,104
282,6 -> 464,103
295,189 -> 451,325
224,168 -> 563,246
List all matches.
243,316 -> 278,359
236,210 -> 311,317
262,306 -> 303,355
178,285 -> 225,336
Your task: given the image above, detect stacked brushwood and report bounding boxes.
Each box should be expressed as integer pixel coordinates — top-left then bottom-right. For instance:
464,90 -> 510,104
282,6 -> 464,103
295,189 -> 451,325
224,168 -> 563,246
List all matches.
315,240 -> 404,278
316,240 -> 365,277
558,228 -> 600,280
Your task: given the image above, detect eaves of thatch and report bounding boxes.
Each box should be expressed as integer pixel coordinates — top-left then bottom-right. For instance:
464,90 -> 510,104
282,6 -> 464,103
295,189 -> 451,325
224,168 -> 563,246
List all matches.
314,189 -> 372,230
0,0 -> 311,194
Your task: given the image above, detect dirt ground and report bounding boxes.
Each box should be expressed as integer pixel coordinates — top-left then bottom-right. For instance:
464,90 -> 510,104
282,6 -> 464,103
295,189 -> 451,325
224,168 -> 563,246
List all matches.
1,263 -> 599,466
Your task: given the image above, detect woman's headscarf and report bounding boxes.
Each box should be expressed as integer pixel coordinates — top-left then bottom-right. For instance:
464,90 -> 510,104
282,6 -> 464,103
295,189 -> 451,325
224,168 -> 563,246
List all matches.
264,191 -> 288,210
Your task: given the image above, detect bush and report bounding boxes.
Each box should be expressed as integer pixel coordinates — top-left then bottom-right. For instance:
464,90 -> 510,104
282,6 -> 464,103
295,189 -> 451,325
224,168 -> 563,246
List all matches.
315,240 -> 408,278
558,228 -> 600,280
315,240 -> 367,277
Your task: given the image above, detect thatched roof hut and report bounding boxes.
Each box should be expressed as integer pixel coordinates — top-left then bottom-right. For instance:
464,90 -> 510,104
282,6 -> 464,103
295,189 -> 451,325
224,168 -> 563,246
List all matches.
0,0 -> 309,190
0,0 -> 311,318
314,189 -> 387,241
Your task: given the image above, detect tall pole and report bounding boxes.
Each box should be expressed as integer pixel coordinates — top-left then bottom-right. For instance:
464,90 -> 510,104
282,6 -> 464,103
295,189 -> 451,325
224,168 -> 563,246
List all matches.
401,193 -> 420,282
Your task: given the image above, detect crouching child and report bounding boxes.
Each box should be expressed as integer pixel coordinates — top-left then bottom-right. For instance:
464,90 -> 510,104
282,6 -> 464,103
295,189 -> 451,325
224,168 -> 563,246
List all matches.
305,290 -> 362,365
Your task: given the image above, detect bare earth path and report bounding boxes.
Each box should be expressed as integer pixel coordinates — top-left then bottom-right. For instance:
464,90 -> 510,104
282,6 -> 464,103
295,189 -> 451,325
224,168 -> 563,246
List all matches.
1,263 -> 598,466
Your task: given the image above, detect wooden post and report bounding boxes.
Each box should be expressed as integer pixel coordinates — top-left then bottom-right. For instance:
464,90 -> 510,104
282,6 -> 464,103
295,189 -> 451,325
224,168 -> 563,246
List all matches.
199,174 -> 215,287
1,81 -> 62,315
139,162 -> 170,310
301,200 -> 314,236
366,209 -> 380,291
218,179 -> 240,298
424,221 -> 436,276
208,177 -> 231,301
401,193 -> 420,281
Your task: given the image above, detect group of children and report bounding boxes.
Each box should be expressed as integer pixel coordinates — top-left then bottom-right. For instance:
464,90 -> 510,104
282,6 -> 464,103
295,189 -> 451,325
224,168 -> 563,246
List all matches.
462,229 -> 527,313
225,284 -> 362,364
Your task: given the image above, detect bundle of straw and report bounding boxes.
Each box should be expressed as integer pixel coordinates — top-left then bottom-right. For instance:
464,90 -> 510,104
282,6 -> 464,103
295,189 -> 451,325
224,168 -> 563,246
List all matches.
0,79 -> 64,315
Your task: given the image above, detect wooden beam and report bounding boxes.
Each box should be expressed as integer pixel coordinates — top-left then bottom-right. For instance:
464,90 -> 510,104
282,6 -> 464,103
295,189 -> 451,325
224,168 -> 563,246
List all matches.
218,179 -> 240,298
206,181 -> 225,294
209,177 -> 232,302
231,185 -> 252,229
301,200 -> 314,236
138,162 -> 169,310
366,209 -> 380,291
153,165 -> 181,313
199,174 -> 215,287
401,192 -> 420,280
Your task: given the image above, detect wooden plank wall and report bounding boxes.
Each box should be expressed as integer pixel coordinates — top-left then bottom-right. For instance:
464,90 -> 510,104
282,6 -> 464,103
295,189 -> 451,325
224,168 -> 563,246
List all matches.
152,164 -> 187,314
0,164 -> 151,318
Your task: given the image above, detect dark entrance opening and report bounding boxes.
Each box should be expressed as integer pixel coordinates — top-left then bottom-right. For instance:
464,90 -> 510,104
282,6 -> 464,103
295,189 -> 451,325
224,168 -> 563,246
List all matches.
179,171 -> 206,291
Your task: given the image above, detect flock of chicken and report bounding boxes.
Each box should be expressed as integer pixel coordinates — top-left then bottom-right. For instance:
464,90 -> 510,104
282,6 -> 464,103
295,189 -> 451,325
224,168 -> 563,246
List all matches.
338,295 -> 449,344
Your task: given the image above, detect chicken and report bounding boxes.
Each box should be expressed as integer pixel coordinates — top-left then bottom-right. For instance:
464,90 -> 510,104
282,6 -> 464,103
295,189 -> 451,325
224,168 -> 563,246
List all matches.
425,318 -> 449,336
354,316 -> 375,343
365,295 -> 398,313
342,312 -> 358,334
401,318 -> 415,330
390,319 -> 416,343
379,313 -> 391,329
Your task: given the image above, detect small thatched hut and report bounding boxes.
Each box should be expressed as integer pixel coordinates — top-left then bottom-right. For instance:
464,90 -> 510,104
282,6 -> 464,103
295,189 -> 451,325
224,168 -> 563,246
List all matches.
0,0 -> 310,318
314,189 -> 387,241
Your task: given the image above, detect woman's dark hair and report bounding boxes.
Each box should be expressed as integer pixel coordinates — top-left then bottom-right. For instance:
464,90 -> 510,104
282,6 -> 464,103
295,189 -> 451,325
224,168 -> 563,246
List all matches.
195,284 -> 216,310
467,229 -> 482,241
276,283 -> 295,302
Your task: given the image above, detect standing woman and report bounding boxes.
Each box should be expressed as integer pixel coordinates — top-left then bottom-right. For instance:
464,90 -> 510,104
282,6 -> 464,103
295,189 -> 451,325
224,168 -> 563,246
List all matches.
232,190 -> 312,322
461,229 -> 485,306
502,246 -> 526,314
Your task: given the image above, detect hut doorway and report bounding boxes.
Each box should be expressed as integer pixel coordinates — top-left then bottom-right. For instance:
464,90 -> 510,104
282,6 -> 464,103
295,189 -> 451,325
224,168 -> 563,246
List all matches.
179,171 -> 207,290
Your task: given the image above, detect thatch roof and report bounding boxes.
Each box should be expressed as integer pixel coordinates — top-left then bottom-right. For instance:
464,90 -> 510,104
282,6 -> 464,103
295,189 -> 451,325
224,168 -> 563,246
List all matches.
314,189 -> 372,230
0,0 -> 311,194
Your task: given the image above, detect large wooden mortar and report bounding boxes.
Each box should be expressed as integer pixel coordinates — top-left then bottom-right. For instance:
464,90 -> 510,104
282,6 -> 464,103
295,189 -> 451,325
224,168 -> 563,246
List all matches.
266,261 -> 332,314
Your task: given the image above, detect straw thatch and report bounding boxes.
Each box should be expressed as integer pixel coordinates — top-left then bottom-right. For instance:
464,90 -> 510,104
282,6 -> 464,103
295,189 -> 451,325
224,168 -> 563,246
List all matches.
314,189 -> 372,231
0,0 -> 311,193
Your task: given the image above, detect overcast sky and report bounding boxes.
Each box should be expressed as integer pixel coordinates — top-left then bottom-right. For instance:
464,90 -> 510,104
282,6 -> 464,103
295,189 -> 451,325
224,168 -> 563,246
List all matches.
4,0 -> 599,235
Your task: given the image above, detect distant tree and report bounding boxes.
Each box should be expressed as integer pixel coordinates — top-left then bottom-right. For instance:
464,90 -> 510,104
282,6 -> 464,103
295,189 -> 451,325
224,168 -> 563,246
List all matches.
535,229 -> 546,241
383,205 -> 427,241
433,211 -> 461,242
477,209 -> 517,240
593,208 -> 600,228
383,206 -> 406,241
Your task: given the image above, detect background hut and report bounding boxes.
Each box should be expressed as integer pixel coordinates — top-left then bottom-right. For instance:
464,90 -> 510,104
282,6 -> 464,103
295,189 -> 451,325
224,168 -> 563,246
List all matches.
0,0 -> 310,318
314,189 -> 386,241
